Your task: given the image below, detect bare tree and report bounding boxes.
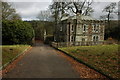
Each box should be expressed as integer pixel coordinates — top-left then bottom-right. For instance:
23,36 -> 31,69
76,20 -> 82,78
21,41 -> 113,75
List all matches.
83,0 -> 94,16
49,1 -> 73,23
37,10 -> 53,21
100,2 -> 117,23
100,2 -> 118,39
67,0 -> 93,16
50,0 -> 94,23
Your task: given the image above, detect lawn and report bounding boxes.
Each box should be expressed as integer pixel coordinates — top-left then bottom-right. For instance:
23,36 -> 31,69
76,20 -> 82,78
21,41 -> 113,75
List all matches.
59,44 -> 119,78
1,45 -> 30,68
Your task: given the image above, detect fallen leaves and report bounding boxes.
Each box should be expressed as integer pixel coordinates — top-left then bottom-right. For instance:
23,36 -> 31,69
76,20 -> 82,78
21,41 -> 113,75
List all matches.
56,50 -> 108,79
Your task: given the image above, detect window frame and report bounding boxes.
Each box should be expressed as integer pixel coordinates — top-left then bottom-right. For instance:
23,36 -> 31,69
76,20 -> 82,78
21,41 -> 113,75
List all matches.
92,35 -> 99,41
83,24 -> 88,32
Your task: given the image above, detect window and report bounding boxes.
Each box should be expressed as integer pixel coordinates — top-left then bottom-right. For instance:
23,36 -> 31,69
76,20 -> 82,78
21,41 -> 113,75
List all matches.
93,36 -> 96,41
82,38 -> 85,42
54,37 -> 56,41
92,24 -> 95,32
60,26 -> 62,31
83,25 -> 86,31
83,24 -> 88,32
71,36 -> 74,42
71,25 -> 74,32
92,24 -> 99,32
93,36 -> 99,41
96,36 -> 99,41
96,24 -> 99,32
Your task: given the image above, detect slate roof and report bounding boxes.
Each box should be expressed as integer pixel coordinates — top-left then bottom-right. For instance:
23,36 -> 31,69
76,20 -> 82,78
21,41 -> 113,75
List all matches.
61,15 -> 96,21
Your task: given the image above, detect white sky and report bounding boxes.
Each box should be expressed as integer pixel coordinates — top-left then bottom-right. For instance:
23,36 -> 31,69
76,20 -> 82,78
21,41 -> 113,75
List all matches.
2,0 -> 119,20
10,2 -> 51,20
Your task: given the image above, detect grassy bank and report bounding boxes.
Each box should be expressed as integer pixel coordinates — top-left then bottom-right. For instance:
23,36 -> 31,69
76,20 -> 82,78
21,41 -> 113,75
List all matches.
59,45 -> 119,78
2,45 -> 30,67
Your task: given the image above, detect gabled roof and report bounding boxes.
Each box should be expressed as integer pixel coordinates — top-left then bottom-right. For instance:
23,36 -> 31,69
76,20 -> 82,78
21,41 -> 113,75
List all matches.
61,15 -> 96,21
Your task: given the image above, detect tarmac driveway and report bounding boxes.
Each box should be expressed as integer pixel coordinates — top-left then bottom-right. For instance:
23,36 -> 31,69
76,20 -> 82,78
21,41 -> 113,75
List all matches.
3,42 -> 80,78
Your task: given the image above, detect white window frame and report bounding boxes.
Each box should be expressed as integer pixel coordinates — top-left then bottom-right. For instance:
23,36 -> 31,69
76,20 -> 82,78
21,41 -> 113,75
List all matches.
83,24 -> 88,32
92,24 -> 100,32
95,24 -> 100,32
86,24 -> 88,32
92,24 -> 95,32
92,35 -> 99,41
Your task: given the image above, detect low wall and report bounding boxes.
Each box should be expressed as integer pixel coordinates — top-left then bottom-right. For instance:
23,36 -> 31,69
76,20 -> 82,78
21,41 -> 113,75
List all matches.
51,41 -> 105,48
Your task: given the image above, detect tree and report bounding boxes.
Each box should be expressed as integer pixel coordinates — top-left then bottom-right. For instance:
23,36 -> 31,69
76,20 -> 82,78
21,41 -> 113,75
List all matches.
100,3 -> 117,24
49,2 -> 62,23
67,0 -> 93,16
10,13 -> 21,20
49,1 -> 94,42
2,20 -> 35,45
27,20 -> 54,40
101,3 -> 119,40
49,0 -> 94,24
100,2 -> 117,40
36,10 -> 54,40
2,2 -> 21,20
37,10 -> 53,21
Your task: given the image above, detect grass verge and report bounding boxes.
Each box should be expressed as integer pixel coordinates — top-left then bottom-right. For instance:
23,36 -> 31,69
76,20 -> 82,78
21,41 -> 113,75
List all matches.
59,44 -> 119,78
1,45 -> 30,69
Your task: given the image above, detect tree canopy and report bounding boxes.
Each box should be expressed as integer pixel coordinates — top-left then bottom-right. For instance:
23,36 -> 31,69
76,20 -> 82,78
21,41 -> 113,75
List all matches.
2,20 -> 35,45
2,2 -> 21,20
49,0 -> 94,23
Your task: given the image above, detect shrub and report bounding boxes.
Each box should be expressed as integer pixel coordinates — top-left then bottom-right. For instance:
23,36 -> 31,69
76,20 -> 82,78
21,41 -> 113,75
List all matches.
2,20 -> 35,45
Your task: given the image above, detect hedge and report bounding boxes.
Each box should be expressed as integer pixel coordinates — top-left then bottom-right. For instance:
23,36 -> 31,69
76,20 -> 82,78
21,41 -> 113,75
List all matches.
2,20 -> 35,45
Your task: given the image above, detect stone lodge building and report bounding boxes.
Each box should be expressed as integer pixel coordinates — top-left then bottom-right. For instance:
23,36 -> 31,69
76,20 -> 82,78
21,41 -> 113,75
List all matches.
54,13 -> 105,46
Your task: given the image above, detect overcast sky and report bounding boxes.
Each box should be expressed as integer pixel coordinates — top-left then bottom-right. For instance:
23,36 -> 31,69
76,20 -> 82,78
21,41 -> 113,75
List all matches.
5,0 -> 119,20
10,2 -> 51,20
